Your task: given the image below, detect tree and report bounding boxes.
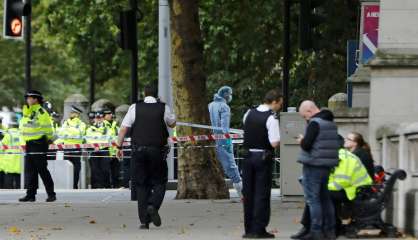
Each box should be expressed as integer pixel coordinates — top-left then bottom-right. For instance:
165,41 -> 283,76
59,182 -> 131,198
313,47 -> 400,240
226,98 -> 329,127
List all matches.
170,0 -> 228,199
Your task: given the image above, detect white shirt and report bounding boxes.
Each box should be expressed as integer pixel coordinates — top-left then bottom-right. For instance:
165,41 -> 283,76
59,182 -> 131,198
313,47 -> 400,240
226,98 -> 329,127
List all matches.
243,104 -> 281,145
121,96 -> 176,128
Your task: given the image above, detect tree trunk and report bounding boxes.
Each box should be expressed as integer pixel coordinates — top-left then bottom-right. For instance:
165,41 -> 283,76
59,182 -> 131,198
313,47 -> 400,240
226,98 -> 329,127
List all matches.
169,0 -> 229,199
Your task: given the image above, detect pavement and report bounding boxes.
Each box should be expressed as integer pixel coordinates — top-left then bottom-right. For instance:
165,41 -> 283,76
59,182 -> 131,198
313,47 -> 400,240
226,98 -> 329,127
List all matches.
0,189 -> 412,240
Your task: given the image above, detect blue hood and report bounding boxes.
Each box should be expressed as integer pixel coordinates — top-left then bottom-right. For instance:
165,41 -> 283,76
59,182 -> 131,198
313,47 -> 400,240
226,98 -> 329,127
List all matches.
213,93 -> 226,102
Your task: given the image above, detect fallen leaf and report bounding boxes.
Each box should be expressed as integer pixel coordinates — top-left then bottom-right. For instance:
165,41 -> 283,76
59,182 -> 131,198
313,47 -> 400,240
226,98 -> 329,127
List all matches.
189,223 -> 194,226
121,224 -> 127,228
178,226 -> 187,234
8,226 -> 21,235
89,219 -> 96,224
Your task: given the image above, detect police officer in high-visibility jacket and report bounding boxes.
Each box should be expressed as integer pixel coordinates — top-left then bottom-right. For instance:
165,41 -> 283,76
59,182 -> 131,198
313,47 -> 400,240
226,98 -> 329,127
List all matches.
19,90 -> 56,202
56,106 -> 86,189
85,111 -> 111,188
103,109 -> 120,188
1,122 -> 22,189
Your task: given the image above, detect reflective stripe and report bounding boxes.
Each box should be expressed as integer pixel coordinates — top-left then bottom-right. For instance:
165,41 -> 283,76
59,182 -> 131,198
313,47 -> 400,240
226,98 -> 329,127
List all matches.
21,132 -> 48,136
333,174 -> 351,180
353,173 -> 370,185
332,182 -> 343,190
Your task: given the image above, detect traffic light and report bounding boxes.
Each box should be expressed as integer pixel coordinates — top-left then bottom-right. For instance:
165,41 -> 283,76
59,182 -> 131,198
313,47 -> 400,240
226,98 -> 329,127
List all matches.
117,10 -> 136,50
3,0 -> 31,40
299,0 -> 326,51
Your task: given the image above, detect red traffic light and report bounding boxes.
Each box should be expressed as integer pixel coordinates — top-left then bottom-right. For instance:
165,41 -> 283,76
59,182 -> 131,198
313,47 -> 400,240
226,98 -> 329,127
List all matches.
10,18 -> 22,35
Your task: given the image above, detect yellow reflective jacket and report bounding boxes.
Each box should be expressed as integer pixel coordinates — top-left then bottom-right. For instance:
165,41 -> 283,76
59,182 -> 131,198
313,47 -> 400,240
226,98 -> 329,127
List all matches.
104,120 -> 118,156
328,149 -> 373,200
19,104 -> 54,142
0,128 -> 23,174
56,117 -> 87,144
85,122 -> 109,145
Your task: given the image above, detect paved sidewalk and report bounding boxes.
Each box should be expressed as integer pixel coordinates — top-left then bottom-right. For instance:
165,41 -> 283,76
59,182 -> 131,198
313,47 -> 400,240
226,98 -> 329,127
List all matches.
0,189 -> 410,240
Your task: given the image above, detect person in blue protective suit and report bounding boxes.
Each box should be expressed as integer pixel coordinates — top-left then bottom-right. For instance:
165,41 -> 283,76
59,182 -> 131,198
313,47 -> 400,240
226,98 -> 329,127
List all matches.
208,86 -> 242,198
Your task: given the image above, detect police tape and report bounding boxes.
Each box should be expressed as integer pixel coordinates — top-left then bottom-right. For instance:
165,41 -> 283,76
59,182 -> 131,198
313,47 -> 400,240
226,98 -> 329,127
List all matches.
0,133 -> 244,151
176,122 -> 244,134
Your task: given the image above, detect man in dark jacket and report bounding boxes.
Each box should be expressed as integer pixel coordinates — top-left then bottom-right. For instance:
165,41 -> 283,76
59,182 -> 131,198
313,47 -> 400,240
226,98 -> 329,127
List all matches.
295,101 -> 340,240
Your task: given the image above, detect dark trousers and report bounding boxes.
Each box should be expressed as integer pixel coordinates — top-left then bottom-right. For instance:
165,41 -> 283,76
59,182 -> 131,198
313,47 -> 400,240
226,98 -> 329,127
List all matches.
25,139 -> 55,197
110,157 -> 120,188
242,151 -> 273,234
89,150 -> 111,189
302,165 -> 335,233
0,171 -> 4,188
66,151 -> 81,189
131,146 -> 168,225
4,173 -> 21,189
301,190 -> 349,232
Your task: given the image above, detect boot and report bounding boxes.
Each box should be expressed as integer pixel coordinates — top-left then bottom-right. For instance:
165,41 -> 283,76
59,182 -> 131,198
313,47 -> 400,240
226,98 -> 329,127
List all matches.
323,230 -> 336,240
147,205 -> 161,227
290,226 -> 309,239
300,231 -> 324,240
46,195 -> 57,202
19,195 -> 35,202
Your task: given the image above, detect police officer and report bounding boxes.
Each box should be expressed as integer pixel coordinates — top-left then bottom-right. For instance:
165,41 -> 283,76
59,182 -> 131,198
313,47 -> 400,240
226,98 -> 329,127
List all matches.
56,106 -> 86,189
1,121 -> 22,189
242,89 -> 283,239
19,90 -> 56,202
116,84 -> 176,229
103,109 -> 120,188
85,110 -> 111,188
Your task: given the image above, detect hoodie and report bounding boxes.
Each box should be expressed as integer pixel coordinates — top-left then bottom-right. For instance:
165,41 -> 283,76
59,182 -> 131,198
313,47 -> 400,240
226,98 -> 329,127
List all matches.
300,109 -> 334,151
208,94 -> 231,134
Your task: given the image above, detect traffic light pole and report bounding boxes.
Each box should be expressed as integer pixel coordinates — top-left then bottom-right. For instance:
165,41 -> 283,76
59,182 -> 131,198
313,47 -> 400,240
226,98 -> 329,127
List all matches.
130,0 -> 139,201
282,0 -> 290,112
24,0 -> 31,91
130,0 -> 139,104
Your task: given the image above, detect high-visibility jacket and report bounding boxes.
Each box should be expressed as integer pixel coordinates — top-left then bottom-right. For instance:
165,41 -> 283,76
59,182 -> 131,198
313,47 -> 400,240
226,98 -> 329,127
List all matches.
56,117 -> 87,144
328,149 -> 373,200
19,104 -> 54,142
85,122 -> 110,147
104,120 -> 118,156
0,128 -> 22,174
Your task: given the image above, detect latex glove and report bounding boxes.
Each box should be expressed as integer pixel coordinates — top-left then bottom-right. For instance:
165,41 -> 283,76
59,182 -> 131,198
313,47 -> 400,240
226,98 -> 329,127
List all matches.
224,139 -> 233,154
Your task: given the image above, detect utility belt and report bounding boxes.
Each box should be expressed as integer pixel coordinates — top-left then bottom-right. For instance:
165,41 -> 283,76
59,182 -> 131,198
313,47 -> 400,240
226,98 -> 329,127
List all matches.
133,145 -> 170,156
243,148 -> 273,161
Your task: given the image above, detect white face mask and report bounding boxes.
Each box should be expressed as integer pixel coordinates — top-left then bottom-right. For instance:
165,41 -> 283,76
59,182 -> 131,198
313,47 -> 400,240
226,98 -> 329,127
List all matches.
226,94 -> 232,103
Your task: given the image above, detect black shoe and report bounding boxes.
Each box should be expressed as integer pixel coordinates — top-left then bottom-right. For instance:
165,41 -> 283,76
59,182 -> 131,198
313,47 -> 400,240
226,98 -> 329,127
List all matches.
300,232 -> 324,240
19,196 -> 35,202
290,227 -> 309,239
46,195 -> 56,202
139,223 -> 149,229
323,230 -> 336,240
252,232 -> 275,239
147,205 -> 161,227
243,233 -> 256,238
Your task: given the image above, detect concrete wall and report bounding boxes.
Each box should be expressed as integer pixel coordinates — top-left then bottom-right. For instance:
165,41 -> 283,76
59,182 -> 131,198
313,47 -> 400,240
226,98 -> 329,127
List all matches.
379,0 -> 418,50
368,68 -> 418,163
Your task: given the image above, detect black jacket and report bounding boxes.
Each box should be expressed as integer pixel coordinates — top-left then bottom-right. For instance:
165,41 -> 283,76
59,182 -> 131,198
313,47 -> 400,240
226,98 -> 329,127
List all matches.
353,147 -> 375,179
